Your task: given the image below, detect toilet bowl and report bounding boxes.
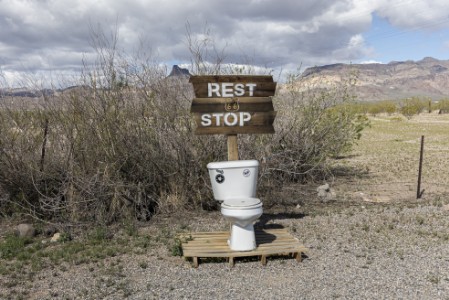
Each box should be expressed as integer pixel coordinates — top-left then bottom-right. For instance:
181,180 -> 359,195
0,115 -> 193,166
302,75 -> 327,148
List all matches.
207,160 -> 262,251
221,198 -> 263,251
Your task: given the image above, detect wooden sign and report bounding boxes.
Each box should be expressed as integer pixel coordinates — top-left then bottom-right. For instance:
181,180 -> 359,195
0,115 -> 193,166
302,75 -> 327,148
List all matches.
189,75 -> 277,135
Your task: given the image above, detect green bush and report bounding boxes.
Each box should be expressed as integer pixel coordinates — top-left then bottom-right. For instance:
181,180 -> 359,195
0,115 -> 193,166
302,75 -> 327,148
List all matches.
436,99 -> 449,113
375,100 -> 397,115
0,234 -> 33,260
399,97 -> 427,119
353,100 -> 397,116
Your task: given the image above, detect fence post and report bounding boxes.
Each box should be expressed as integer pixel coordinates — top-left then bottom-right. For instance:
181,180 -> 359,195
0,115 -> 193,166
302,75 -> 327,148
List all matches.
417,135 -> 424,199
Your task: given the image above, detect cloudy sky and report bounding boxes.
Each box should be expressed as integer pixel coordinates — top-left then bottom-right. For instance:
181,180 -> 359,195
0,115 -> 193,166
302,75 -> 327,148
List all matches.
1,0 -> 449,86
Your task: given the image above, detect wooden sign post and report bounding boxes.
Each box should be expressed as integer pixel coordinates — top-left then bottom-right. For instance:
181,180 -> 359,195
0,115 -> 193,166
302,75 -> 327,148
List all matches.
227,134 -> 239,161
189,75 -> 277,160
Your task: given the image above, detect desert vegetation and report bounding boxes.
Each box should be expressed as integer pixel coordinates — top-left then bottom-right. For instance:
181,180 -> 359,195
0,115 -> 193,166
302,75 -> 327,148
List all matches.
1,110 -> 448,299
0,29 -> 369,224
348,96 -> 449,118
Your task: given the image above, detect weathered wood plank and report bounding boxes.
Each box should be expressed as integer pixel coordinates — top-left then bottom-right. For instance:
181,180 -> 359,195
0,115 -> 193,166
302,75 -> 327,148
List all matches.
184,241 -> 298,248
189,75 -> 274,84
194,125 -> 275,135
183,228 -> 289,237
192,97 -> 274,105
190,97 -> 274,113
193,111 -> 276,135
193,111 -> 276,127
183,236 -> 297,244
184,245 -> 307,255
192,82 -> 276,98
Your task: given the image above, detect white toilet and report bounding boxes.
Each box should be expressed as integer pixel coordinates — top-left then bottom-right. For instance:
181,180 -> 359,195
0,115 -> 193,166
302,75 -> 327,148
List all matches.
207,160 -> 263,251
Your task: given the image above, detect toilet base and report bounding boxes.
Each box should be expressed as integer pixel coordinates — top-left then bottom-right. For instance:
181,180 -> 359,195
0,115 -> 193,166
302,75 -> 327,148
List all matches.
228,223 -> 257,251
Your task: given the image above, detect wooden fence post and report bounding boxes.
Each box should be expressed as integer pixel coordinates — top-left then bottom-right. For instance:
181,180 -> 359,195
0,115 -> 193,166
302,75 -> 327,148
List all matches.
417,135 -> 425,199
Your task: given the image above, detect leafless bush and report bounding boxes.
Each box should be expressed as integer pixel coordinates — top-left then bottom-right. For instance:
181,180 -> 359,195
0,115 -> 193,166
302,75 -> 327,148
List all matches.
0,27 -> 226,223
258,75 -> 368,187
0,27 -> 368,223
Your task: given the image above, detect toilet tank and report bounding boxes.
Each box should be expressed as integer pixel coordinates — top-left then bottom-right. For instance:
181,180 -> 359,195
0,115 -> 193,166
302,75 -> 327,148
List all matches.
207,160 -> 259,200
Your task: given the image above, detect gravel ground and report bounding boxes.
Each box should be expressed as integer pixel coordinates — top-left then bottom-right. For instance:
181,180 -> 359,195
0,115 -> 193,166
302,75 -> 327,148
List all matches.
2,199 -> 448,300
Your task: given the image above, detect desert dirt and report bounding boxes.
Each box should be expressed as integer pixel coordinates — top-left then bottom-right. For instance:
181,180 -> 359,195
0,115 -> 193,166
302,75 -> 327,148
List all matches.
0,113 -> 448,299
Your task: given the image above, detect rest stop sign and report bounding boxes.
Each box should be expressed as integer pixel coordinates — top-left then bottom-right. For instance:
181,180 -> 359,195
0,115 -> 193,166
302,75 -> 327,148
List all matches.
189,75 -> 277,135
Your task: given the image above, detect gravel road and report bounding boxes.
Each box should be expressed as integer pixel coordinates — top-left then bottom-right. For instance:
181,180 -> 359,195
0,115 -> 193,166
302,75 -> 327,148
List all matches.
3,199 -> 448,300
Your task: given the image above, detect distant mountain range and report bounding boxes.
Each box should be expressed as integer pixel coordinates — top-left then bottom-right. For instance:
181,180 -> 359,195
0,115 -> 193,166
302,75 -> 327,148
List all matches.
3,60 -> 449,101
298,57 -> 449,101
0,65 -> 191,98
0,87 -> 57,98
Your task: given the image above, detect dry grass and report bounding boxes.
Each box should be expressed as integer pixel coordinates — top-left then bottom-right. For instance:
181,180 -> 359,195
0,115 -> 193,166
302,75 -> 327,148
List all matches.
332,112 -> 449,203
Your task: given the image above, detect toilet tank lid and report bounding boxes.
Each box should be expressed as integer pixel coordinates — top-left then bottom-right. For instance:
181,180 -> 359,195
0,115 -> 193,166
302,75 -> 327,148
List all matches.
207,160 -> 259,170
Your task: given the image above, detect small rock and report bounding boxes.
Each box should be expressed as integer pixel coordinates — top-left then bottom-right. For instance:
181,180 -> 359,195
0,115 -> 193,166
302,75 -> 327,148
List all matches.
16,223 -> 36,238
373,196 -> 391,203
356,192 -> 372,202
317,183 -> 330,194
50,232 -> 62,243
296,204 -> 301,209
358,192 -> 391,203
442,204 -> 449,211
317,183 -> 336,202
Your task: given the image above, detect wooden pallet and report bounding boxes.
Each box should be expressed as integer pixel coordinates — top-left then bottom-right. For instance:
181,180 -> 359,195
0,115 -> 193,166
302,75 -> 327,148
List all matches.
181,228 -> 307,268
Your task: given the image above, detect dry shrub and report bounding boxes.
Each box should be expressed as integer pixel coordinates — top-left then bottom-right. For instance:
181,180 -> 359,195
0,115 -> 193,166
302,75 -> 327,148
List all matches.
0,75 -> 227,222
258,77 -> 368,188
234,76 -> 369,206
0,74 -> 366,222
0,30 -> 368,223
0,30 -> 225,223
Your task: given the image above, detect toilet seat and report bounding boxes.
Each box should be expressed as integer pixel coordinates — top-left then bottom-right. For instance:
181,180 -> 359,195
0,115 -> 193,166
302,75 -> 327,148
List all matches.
221,198 -> 262,210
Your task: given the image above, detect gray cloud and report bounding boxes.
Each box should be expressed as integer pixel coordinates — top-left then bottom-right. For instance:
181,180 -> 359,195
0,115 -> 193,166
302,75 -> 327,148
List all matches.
0,0 -> 448,85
